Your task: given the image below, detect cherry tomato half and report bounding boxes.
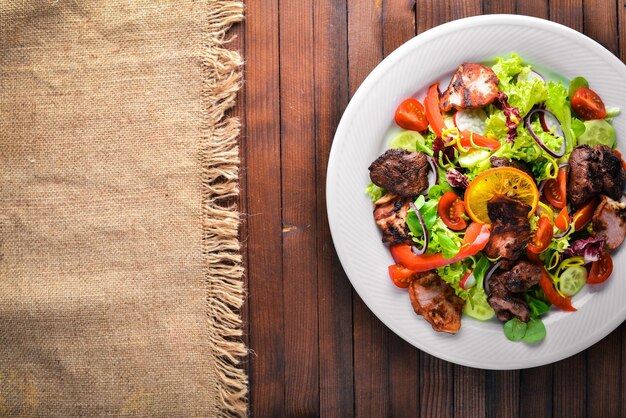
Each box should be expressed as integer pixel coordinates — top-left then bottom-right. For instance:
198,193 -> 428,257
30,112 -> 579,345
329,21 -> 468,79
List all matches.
394,98 -> 429,131
437,191 -> 468,231
554,206 -> 570,232
587,252 -> 613,284
544,167 -> 567,209
572,198 -> 599,231
388,264 -> 416,288
571,87 -> 607,120
527,216 -> 553,254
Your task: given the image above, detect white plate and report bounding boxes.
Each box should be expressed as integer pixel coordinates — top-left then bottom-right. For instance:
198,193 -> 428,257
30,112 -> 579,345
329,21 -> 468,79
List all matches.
327,15 -> 626,370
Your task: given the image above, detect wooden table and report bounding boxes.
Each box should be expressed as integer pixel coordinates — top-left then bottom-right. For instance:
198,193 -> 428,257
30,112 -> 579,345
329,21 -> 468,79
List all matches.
235,1 -> 626,416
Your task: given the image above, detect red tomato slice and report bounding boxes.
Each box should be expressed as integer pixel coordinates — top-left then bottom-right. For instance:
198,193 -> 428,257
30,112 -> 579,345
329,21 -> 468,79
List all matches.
528,216 -> 553,254
394,98 -> 429,131
459,131 -> 501,150
587,252 -> 613,284
571,87 -> 607,120
540,268 -> 576,312
390,222 -> 490,272
437,191 -> 468,231
526,248 -> 543,266
388,264 -> 416,288
554,206 -> 570,232
572,198 -> 599,231
544,167 -> 567,209
424,83 -> 446,137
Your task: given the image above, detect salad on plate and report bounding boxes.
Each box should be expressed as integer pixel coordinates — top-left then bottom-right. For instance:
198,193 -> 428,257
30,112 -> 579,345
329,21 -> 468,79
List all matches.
366,53 -> 626,342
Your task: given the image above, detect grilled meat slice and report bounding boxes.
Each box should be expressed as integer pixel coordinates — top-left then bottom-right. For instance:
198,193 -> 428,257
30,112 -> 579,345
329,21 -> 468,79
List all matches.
500,260 -> 541,293
483,196 -> 531,260
369,149 -> 430,197
490,156 -> 533,177
487,271 -> 531,322
373,193 -> 413,244
439,62 -> 500,112
567,145 -> 626,209
591,194 -> 626,251
408,271 -> 464,334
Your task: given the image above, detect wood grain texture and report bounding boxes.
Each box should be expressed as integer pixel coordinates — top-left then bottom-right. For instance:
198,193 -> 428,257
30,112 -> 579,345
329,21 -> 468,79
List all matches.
279,1 -> 320,416
245,0 -> 284,415
242,1 -> 626,415
314,0 -> 355,416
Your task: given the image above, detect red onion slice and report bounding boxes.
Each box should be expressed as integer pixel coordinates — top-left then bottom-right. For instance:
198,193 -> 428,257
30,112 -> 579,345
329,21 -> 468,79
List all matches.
554,224 -> 571,239
409,201 -> 429,255
421,155 -> 439,195
525,108 -> 566,158
483,259 -> 504,295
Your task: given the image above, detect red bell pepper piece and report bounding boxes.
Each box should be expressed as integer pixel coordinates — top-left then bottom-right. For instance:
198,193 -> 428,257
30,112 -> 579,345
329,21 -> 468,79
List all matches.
424,83 -> 446,137
459,130 -> 501,150
390,222 -> 490,273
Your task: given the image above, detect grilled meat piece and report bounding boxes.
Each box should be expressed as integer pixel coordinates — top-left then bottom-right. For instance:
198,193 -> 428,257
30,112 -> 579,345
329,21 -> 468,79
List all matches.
567,145 -> 626,209
408,271 -> 464,334
487,270 -> 531,322
373,193 -> 413,245
592,194 -> 626,251
500,260 -> 541,293
483,196 -> 531,260
490,156 -> 533,177
439,62 -> 500,112
369,149 -> 431,198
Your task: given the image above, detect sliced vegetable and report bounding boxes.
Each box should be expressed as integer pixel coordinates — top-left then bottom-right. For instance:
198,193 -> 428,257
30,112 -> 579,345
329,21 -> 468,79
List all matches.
394,98 -> 429,131
454,108 -> 487,135
408,201 -> 429,255
458,149 -> 491,168
577,119 -> 616,148
459,131 -> 501,151
572,198 -> 599,231
527,216 -> 553,254
464,296 -> 495,321
559,265 -> 587,296
568,76 -> 589,100
483,259 -> 504,295
554,206 -> 570,232
525,108 -> 566,158
460,270 -> 476,290
390,222 -> 490,273
437,191 -> 468,231
540,268 -> 576,312
543,166 -> 567,209
587,252 -> 613,284
389,130 -> 423,152
388,265 -> 415,288
425,83 -> 446,136
571,87 -> 607,120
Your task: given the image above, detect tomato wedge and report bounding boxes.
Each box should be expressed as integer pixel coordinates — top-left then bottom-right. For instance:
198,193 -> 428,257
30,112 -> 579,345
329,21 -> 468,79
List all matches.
394,98 -> 429,131
526,248 -> 542,266
587,252 -> 613,284
554,206 -> 570,232
571,87 -> 607,120
572,197 -> 599,231
528,216 -> 553,254
438,191 -> 468,231
540,268 -> 576,312
424,83 -> 446,137
544,167 -> 567,209
390,222 -> 490,272
614,150 -> 626,171
388,264 -> 416,288
459,131 -> 501,150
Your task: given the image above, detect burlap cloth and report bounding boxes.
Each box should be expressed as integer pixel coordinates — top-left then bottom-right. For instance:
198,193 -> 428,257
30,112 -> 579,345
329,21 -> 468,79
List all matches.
0,1 -> 246,416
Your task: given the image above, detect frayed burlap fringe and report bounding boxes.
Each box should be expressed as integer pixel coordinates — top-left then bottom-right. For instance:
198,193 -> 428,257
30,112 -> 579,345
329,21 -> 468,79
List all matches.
201,2 -> 247,416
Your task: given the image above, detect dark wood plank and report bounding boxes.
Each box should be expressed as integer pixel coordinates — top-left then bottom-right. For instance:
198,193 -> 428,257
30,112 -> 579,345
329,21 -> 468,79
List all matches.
482,0 -> 515,13
485,371 -> 519,418
520,366 -> 553,418
347,1 -> 389,416
314,0 -> 355,416
584,0 -> 619,53
549,0 -> 583,30
279,1 -> 320,416
455,366 -> 486,418
587,328 -> 622,418
380,3 -> 421,417
449,0 -> 482,19
416,0 -> 449,33
516,0 -> 548,18
420,354 -> 453,418
245,0 -> 284,415
620,0 -> 626,63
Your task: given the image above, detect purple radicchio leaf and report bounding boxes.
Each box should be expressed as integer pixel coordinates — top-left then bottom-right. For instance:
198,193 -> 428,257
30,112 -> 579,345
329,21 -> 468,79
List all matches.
565,237 -> 605,264
432,136 -> 446,165
496,91 -> 521,143
446,169 -> 469,189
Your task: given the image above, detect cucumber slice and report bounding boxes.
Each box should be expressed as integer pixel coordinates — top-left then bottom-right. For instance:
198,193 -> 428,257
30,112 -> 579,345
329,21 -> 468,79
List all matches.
577,119 -> 616,149
559,265 -> 587,297
464,293 -> 495,321
389,130 -> 424,152
458,149 -> 491,168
